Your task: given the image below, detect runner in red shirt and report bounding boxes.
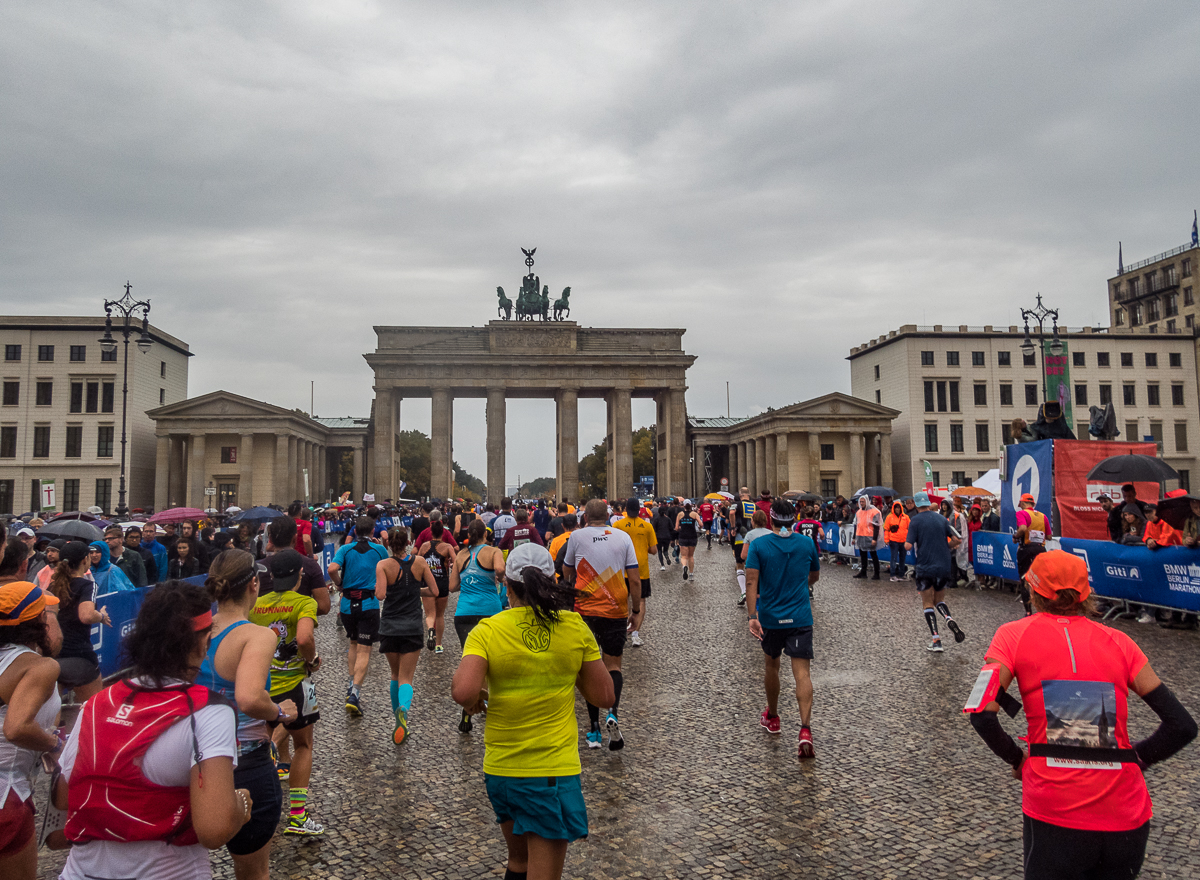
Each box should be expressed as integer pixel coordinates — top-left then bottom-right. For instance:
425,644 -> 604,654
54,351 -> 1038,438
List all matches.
698,500 -> 715,549
967,551 -> 1196,879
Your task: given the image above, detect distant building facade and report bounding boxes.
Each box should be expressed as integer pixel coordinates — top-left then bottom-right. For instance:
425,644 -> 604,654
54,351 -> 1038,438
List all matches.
0,316 -> 190,515
1108,242 -> 1198,338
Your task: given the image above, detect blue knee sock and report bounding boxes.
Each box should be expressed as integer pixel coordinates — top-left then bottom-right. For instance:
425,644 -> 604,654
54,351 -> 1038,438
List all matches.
389,680 -> 399,712
397,683 -> 414,713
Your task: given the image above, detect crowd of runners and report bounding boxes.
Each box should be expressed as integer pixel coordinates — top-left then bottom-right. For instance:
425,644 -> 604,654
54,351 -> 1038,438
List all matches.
0,486 -> 1195,880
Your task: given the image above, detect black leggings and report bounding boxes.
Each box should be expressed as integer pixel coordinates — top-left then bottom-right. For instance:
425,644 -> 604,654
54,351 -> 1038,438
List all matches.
454,615 -> 487,649
1022,814 -> 1149,880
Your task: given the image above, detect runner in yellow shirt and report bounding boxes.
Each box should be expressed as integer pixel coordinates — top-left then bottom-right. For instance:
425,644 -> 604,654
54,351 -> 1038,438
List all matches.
613,498 -> 657,648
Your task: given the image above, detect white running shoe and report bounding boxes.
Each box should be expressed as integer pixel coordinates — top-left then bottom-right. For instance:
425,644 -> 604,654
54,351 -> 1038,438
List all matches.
631,631 -> 643,647
927,638 -> 944,653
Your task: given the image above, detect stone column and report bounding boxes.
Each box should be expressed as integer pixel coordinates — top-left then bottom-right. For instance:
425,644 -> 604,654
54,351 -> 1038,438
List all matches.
864,432 -> 880,487
849,432 -> 865,492
693,440 -> 707,496
154,436 -> 170,512
372,387 -> 395,500
486,387 -> 506,505
808,432 -> 822,495
764,434 -> 777,497
667,388 -> 688,497
610,388 -> 634,498
274,435 -> 289,503
239,433 -> 255,507
729,443 -> 739,495
745,438 -> 757,496
285,436 -> 297,501
352,444 -> 364,502
168,436 -> 186,508
189,434 -> 207,509
775,432 -> 788,494
431,388 -> 453,499
786,431 -> 804,490
880,432 -> 893,487
555,388 -> 579,504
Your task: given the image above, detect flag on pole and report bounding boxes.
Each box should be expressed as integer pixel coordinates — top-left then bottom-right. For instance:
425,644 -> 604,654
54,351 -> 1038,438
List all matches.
1192,210 -> 1198,247
1118,241 -> 1123,274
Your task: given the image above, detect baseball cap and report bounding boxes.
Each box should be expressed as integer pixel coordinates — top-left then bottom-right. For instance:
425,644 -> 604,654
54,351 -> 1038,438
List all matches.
1019,493 -> 1036,505
267,549 -> 304,591
16,527 -> 35,539
59,541 -> 90,566
505,543 -> 555,583
913,492 -> 931,508
0,581 -> 60,626
1025,550 -> 1091,602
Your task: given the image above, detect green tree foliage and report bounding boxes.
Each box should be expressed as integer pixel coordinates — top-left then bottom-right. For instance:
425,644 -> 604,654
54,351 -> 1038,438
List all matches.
520,476 -> 557,498
395,429 -> 485,500
578,424 -> 656,500
453,463 -> 486,502
632,426 -> 656,482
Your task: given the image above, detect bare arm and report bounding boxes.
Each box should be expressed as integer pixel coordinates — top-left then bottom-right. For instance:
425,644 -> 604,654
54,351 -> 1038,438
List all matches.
1,656 -> 60,752
411,556 -> 438,597
327,562 -> 343,586
375,558 -> 394,601
745,568 -> 762,640
75,600 -> 110,627
236,628 -> 296,723
189,756 -> 249,849
452,653 -> 488,712
295,617 -> 317,664
311,585 -> 331,616
576,658 -> 615,708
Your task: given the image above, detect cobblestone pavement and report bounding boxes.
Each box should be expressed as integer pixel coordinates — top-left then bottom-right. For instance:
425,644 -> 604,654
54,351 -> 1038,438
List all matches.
37,543 -> 1200,878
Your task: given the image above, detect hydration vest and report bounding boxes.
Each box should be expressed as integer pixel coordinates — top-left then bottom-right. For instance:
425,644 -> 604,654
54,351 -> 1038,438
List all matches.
1022,510 -> 1048,545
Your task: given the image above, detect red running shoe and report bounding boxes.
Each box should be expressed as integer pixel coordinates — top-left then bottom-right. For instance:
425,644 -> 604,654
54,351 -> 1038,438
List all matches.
797,726 -> 815,760
759,708 -> 781,734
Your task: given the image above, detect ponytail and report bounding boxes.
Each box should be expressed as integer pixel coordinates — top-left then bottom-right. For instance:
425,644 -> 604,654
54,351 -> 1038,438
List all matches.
431,521 -> 444,542
48,559 -> 77,606
387,526 -> 410,557
505,567 -> 577,627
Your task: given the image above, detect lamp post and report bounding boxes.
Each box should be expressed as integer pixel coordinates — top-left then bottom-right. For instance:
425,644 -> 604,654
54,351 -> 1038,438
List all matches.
98,283 -> 153,518
1019,294 -> 1063,402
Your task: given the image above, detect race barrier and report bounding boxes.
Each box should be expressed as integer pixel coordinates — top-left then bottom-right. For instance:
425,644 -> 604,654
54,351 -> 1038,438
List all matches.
817,523 -> 916,565
1060,538 -> 1200,614
970,531 -> 1021,580
91,575 -> 210,679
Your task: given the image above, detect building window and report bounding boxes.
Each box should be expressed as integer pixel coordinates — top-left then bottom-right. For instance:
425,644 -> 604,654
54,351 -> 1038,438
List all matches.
69,382 -> 82,413
1120,352 -> 1133,367
1181,470 -> 1191,492
971,351 -> 985,366
1176,423 -> 1189,452
101,381 -> 114,413
1172,384 -> 1185,406
35,381 -> 52,407
85,381 -> 98,413
1025,383 -> 1038,406
1185,286 -> 1194,305
0,427 -> 15,458
1077,422 -> 1090,439
920,351 -> 934,366
1099,384 -> 1112,405
160,360 -> 166,378
1072,351 -> 1085,367
37,345 -> 54,362
931,471 -> 940,486
1145,352 -> 1158,367
874,390 -> 881,403
1130,304 -> 1143,326
1188,315 -> 1195,328
1184,258 -> 1193,278
1114,309 -> 1124,326
1000,383 -> 1013,406
159,388 -> 165,404
952,471 -> 967,486
1165,293 -> 1178,317
924,424 -> 939,453
936,382 -> 947,412
0,479 -> 11,515
820,444 -> 835,461
65,425 -> 82,458
97,426 -> 114,457
95,479 -> 112,513
100,348 -> 116,362
821,478 -> 838,497
220,446 -> 238,464
997,351 -> 1011,366
949,381 -> 960,412
1168,319 -> 1177,333
1126,421 -> 1140,441
976,423 -> 990,453
1149,421 -> 1163,453
1147,384 -> 1160,406
950,424 -> 964,453
924,381 -> 934,413
62,479 -> 79,512
1022,350 -> 1035,366
947,351 -> 960,366
1170,352 -> 1182,367
1123,384 -> 1136,406
973,384 -> 987,406
3,345 -> 19,362
70,345 -> 86,362
1097,352 -> 1110,367
32,426 -> 50,458
873,364 -> 880,380
1147,299 -> 1161,322
1075,384 -> 1088,405
1002,423 -> 1013,445
2,382 -> 17,407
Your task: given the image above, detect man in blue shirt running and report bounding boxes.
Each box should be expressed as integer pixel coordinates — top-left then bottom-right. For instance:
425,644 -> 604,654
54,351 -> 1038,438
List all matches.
328,516 -> 390,715
745,499 -> 821,759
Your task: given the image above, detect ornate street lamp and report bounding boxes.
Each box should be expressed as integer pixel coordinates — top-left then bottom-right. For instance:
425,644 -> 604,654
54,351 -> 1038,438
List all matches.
1019,294 -> 1062,401
99,283 -> 152,517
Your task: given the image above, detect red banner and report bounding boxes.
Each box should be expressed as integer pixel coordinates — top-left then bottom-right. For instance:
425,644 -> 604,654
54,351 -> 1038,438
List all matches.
1054,440 -> 1159,540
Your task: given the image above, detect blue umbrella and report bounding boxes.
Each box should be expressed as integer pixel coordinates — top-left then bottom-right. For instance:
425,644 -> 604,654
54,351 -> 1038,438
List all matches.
230,506 -> 283,525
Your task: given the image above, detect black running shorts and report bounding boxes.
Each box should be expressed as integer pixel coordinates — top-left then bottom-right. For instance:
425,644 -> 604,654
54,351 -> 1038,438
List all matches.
340,603 -> 379,645
760,626 -> 814,660
378,634 -> 424,655
915,575 -> 951,593
626,576 -> 650,599
581,615 -> 627,657
732,540 -> 744,564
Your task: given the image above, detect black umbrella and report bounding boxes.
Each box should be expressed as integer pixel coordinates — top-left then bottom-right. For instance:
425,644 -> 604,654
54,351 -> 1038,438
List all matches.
36,519 -> 104,542
230,506 -> 284,525
852,486 -> 897,499
1154,495 -> 1200,531
1085,454 -> 1180,484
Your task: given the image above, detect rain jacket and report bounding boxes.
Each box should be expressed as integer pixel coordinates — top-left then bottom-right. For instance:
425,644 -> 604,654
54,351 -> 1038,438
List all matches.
884,503 -> 909,544
89,540 -> 136,594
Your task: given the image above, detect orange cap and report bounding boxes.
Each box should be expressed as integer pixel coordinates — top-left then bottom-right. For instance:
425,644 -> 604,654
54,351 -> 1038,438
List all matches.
1025,550 -> 1091,602
0,581 -> 60,626
1019,493 -> 1036,506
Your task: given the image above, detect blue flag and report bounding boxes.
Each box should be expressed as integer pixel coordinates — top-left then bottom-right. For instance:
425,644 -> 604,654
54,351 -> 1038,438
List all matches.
1192,210 -> 1198,247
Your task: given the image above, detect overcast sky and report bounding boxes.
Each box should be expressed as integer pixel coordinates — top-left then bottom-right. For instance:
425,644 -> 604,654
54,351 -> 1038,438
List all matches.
3,2 -> 1199,489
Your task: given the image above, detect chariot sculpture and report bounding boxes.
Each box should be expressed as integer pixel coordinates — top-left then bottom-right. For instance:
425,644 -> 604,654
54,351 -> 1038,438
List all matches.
496,248 -> 571,321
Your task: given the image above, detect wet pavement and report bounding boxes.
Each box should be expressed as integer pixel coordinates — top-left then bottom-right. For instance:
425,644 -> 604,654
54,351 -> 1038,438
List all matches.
36,542 -> 1200,878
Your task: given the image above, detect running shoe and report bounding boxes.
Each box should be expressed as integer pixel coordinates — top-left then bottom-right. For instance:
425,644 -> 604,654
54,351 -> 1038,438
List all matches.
284,811 -> 325,836
606,712 -> 624,751
276,762 -> 291,782
660,564 -> 666,571
393,707 -> 408,745
586,722 -> 603,749
797,727 -> 815,760
459,709 -> 473,734
737,593 -> 747,607
345,691 -> 363,716
759,708 -> 781,734
945,618 -> 966,643
927,637 -> 944,653
269,741 -> 280,768
889,576 -> 900,583
426,627 -> 436,651
434,645 -> 444,655
631,631 -> 643,647
683,565 -> 689,580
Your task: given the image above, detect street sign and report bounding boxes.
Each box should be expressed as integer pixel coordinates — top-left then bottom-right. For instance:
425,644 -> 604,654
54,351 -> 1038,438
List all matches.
719,477 -> 729,487
204,487 -> 217,496
40,479 -> 56,512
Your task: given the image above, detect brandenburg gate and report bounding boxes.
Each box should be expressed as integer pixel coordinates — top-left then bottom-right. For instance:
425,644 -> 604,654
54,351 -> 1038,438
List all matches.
365,321 -> 695,503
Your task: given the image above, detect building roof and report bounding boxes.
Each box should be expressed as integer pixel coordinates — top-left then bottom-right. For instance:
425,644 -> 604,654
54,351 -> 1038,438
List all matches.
313,416 -> 370,429
1110,241 -> 1198,279
0,315 -> 191,356
688,416 -> 748,429
847,322 -> 1198,359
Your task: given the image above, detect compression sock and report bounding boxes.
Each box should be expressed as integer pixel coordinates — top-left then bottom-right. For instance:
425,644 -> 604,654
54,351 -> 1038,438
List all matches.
289,787 -> 309,819
350,683 -> 361,698
924,608 -> 939,636
737,569 -> 747,596
389,680 -> 399,713
935,601 -> 953,621
397,683 -> 414,714
504,870 -> 528,880
587,701 -> 600,725
610,670 -> 624,715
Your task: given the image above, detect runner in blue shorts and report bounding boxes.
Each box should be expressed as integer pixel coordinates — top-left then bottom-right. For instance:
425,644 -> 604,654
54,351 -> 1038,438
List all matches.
904,492 -> 966,653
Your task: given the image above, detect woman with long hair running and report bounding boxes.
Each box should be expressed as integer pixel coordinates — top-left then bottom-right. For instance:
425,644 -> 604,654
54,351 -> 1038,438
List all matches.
417,519 -> 454,654
674,502 -> 702,580
200,550 -> 299,880
452,543 -> 613,880
47,541 -> 110,702
56,581 -> 250,880
450,518 -> 506,732
375,527 -> 438,745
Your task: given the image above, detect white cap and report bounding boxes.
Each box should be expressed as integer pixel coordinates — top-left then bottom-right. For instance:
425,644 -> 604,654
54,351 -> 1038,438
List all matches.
505,543 -> 555,582
16,527 -> 35,538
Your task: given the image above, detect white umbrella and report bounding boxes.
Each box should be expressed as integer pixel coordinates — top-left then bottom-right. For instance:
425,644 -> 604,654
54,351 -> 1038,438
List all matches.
86,506 -> 104,515
225,506 -> 243,514
204,508 -> 219,515
717,490 -> 735,500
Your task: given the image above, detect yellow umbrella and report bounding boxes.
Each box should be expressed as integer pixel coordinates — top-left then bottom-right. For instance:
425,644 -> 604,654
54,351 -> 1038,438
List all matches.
704,492 -> 726,500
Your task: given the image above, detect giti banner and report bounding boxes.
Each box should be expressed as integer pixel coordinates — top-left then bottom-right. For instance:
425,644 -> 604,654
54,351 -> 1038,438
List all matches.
1062,537 -> 1200,613
1053,439 -> 1158,540
1042,340 -> 1073,426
